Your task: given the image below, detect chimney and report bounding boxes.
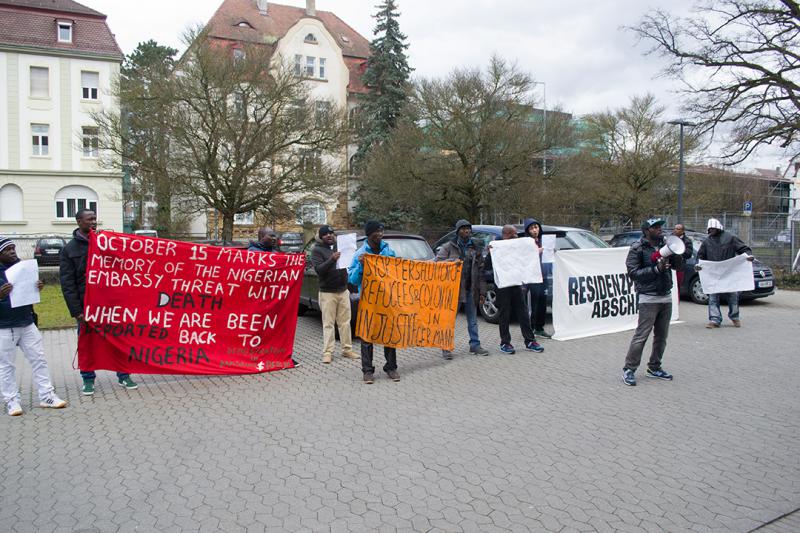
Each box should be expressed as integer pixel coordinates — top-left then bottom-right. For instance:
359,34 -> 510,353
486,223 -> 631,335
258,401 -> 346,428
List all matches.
256,0 -> 268,15
306,0 -> 316,16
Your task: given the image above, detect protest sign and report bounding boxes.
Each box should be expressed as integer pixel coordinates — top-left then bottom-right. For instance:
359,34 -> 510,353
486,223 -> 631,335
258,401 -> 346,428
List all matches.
355,255 -> 461,350
541,235 -> 556,264
5,259 -> 40,307
79,231 -> 305,375
698,255 -> 755,294
489,237 -> 543,288
552,248 -> 679,341
336,232 -> 358,270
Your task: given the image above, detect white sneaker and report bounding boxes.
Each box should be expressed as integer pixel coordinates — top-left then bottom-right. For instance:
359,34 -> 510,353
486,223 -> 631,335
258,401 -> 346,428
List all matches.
7,400 -> 23,416
40,393 -> 67,409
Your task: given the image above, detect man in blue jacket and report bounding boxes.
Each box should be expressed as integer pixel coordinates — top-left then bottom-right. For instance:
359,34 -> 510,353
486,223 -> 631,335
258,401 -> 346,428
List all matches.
348,220 -> 399,384
1,238 -> 67,415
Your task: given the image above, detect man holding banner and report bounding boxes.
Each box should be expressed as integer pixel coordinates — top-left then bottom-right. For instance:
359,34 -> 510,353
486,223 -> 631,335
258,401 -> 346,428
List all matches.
348,221 -> 399,384
622,218 -> 679,386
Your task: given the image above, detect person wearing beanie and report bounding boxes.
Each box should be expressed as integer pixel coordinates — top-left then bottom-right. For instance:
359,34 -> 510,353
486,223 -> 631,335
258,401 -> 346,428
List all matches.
60,209 -> 138,394
522,217 -> 551,338
348,220 -> 399,384
696,218 -> 753,328
311,226 -> 358,364
435,219 -> 489,358
1,238 -> 67,415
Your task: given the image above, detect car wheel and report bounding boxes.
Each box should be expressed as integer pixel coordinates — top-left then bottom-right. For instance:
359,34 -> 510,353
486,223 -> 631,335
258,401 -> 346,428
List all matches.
298,303 -> 309,316
480,285 -> 499,323
689,276 -> 709,305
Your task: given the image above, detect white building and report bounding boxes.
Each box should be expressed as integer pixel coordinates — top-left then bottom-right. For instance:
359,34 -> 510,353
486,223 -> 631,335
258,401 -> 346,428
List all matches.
0,0 -> 124,236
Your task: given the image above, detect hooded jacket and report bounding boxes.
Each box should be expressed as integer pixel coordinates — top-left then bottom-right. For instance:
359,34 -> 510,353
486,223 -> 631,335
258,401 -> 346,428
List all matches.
59,228 -> 90,318
248,241 -> 276,253
697,230 -> 751,262
0,259 -> 36,328
435,220 -> 484,305
523,218 -> 543,247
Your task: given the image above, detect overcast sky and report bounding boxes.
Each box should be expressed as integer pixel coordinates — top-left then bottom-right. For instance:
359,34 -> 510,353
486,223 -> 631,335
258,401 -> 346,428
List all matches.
87,0 -> 785,170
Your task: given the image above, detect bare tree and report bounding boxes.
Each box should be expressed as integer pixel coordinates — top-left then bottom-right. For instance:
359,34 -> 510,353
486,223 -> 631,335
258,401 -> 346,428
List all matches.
632,0 -> 800,164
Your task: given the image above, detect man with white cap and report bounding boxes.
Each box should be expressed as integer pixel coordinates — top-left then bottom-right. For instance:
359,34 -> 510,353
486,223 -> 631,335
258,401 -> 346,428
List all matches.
695,218 -> 753,328
1,237 -> 67,415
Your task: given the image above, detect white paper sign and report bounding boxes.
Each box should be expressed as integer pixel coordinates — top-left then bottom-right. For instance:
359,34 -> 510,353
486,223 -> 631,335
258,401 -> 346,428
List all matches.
541,234 -> 556,263
489,237 -> 543,288
4,259 -> 41,308
336,233 -> 358,270
552,248 -> 679,341
698,255 -> 755,294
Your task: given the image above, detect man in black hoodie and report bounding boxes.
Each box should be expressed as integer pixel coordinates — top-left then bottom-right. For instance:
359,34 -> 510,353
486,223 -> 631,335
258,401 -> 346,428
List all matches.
311,225 -> 358,364
60,209 -> 137,395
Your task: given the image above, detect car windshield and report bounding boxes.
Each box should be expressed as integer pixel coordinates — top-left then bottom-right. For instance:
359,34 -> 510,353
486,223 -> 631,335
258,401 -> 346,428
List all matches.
39,239 -> 63,246
565,231 -> 609,249
281,233 -> 302,240
362,238 -> 434,260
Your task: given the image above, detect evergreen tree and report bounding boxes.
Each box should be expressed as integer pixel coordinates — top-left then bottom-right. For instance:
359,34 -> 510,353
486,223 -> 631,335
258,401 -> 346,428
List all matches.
354,0 -> 412,167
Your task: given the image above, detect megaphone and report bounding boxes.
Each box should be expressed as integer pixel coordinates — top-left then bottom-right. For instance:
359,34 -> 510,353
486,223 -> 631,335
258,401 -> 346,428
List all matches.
658,235 -> 686,258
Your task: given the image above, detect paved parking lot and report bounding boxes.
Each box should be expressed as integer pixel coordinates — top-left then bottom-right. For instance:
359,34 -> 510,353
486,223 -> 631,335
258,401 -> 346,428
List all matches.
2,291 -> 799,532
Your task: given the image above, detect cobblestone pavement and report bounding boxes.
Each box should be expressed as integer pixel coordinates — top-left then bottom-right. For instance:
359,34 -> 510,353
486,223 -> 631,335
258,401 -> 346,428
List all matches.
2,291 -> 799,533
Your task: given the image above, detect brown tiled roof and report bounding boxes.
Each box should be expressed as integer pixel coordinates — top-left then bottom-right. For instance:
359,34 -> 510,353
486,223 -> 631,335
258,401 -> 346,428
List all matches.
207,0 -> 370,59
344,56 -> 369,95
0,1 -> 123,59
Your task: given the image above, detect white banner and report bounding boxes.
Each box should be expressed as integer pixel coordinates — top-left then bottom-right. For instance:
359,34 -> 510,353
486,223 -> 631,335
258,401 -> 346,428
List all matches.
489,237 -> 543,288
552,248 -> 679,341
698,255 -> 755,294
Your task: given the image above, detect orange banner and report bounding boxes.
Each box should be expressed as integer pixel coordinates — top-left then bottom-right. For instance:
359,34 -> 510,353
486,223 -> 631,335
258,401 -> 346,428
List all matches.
355,255 -> 462,350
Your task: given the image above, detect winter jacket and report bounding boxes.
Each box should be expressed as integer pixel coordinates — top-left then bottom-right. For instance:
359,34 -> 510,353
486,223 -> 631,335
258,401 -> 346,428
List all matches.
523,217 -> 552,280
347,240 -> 396,295
248,241 -> 276,253
0,260 -> 36,328
59,228 -> 90,318
626,236 -> 680,296
677,234 -> 694,261
697,231 -> 751,262
435,236 -> 484,306
311,241 -> 348,292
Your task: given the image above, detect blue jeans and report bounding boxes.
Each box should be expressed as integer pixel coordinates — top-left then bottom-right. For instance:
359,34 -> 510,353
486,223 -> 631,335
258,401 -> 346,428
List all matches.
76,321 -> 129,381
708,292 -> 739,324
464,288 -> 480,349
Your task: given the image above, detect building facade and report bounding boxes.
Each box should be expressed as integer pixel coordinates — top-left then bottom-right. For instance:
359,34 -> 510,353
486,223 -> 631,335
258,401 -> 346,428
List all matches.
0,0 -> 123,236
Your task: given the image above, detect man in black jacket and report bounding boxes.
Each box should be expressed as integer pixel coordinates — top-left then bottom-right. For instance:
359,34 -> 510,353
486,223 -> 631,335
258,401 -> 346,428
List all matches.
59,209 -> 137,395
622,218 -> 680,386
695,218 -> 753,328
311,225 -> 358,364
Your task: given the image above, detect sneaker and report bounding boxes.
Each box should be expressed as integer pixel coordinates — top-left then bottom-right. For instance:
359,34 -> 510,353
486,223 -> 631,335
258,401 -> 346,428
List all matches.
622,368 -> 637,386
732,319 -> 741,328
387,370 -> 401,382
322,354 -> 332,364
81,379 -> 95,396
118,377 -> 138,390
40,393 -> 67,409
533,329 -> 552,339
525,340 -> 544,353
705,322 -> 720,329
292,358 -> 300,367
363,372 -> 374,384
442,350 -> 453,360
6,400 -> 23,416
470,345 -> 490,356
499,343 -> 515,354
646,367 -> 673,380
342,351 -> 359,360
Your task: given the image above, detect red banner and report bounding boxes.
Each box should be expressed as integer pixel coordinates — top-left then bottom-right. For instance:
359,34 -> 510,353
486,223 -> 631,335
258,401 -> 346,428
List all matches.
78,231 -> 305,375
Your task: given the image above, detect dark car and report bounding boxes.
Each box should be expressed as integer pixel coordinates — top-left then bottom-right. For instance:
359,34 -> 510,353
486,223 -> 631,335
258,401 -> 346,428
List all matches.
195,239 -> 249,249
298,232 -> 435,326
609,230 -> 775,304
34,236 -> 67,266
432,225 -> 610,323
278,232 -> 304,253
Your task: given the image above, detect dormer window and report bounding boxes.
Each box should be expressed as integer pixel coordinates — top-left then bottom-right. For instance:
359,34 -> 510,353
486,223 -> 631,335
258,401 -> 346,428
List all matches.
236,21 -> 253,28
57,21 -> 72,43
340,35 -> 350,43
304,33 -> 317,44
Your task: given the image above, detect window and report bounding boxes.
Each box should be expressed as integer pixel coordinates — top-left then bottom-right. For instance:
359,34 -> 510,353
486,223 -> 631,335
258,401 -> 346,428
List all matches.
31,124 -> 49,156
233,48 -> 245,63
304,33 -> 317,43
295,200 -> 327,225
30,67 -> 49,98
233,211 -> 254,225
319,57 -> 326,79
294,54 -> 303,76
57,21 -> 72,43
81,71 -> 99,100
299,150 -> 321,174
315,101 -> 331,127
82,127 -> 99,158
232,91 -> 245,118
55,185 -> 97,219
305,56 -> 315,78
0,184 -> 24,221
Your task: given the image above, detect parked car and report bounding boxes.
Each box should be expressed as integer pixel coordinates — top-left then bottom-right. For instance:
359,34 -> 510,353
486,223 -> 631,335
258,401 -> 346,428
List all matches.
134,229 -> 158,238
609,230 -> 775,304
608,231 -> 643,248
34,236 -> 67,266
298,232 -> 435,333
432,225 -> 610,323
770,229 -> 791,245
195,239 -> 249,249
278,232 -> 304,253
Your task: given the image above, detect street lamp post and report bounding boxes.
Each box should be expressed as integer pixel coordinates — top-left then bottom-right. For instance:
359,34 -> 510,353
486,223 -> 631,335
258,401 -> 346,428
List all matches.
667,119 -> 695,223
533,81 -> 546,174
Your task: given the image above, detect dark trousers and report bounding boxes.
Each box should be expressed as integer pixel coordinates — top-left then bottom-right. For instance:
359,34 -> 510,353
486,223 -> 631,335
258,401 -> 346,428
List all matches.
496,286 -> 536,346
624,302 -> 671,371
360,342 -> 397,374
526,283 -> 547,331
